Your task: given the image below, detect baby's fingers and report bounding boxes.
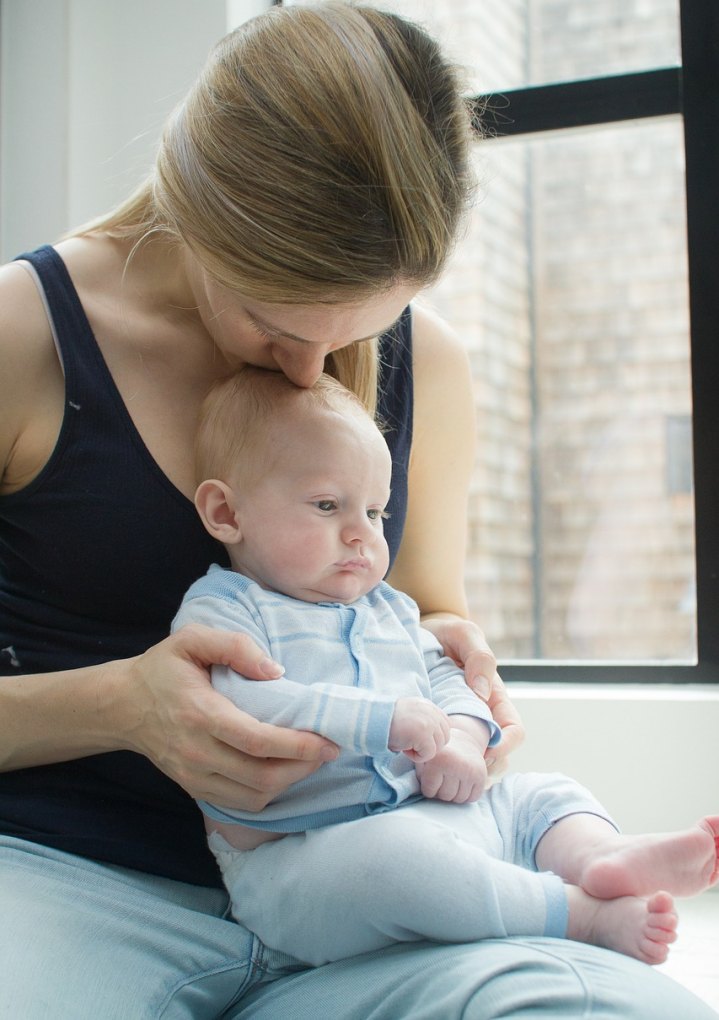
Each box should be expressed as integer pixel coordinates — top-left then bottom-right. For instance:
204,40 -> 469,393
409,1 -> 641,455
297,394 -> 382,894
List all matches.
417,764 -> 443,800
416,719 -> 451,762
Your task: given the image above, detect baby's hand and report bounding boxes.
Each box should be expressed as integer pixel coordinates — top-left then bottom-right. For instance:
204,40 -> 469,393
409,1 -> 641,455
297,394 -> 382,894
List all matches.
388,698 -> 450,763
415,729 -> 489,804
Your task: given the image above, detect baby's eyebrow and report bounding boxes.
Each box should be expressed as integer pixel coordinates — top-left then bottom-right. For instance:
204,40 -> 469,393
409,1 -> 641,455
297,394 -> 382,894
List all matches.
250,312 -> 400,346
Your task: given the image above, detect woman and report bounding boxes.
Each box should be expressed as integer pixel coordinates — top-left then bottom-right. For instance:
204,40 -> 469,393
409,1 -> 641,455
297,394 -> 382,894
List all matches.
0,4 -> 714,1017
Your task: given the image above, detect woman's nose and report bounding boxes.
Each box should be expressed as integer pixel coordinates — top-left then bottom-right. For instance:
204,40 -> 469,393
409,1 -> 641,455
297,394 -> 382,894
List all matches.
274,345 -> 329,389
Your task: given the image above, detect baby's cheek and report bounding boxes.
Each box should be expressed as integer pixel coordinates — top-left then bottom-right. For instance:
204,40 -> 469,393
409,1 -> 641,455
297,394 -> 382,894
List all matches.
285,531 -> 329,572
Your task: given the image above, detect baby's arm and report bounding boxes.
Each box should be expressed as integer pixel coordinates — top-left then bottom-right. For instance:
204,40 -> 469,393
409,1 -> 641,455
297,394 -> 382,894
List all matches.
175,591 -> 399,757
177,592 -> 455,763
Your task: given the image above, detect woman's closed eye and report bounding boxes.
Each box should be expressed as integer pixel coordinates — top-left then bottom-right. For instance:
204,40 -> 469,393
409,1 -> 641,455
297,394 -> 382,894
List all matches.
246,315 -> 274,342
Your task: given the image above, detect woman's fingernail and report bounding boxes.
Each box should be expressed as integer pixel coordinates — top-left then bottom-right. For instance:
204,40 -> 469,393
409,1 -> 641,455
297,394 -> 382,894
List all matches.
259,657 -> 284,678
471,675 -> 491,700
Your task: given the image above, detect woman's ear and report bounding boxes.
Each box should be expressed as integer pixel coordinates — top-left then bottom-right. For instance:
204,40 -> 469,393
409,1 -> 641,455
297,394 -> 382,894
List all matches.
194,479 -> 242,544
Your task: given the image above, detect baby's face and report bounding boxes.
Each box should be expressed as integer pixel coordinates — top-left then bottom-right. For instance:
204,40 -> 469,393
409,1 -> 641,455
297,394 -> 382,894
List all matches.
228,409 -> 392,604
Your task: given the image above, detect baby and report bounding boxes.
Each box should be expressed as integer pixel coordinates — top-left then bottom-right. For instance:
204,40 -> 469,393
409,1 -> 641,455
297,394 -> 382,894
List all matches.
172,366 -> 719,968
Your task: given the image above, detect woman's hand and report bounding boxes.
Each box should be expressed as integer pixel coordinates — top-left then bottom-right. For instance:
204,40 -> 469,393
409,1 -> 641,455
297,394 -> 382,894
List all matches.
481,673 -> 525,779
421,615 -> 525,779
422,616 -> 496,701
122,624 -> 338,810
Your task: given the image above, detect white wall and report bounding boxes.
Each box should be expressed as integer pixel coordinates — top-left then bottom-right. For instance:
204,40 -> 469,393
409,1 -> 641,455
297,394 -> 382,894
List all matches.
1,0 -> 70,258
508,683 -> 719,834
0,0 -> 269,260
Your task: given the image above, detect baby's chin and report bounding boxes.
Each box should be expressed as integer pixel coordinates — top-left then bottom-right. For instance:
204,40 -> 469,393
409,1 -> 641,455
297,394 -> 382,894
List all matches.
293,573 -> 380,605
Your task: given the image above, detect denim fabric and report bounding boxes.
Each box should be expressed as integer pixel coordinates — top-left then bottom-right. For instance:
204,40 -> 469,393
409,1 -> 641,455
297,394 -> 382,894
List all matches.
2,834 -> 717,1020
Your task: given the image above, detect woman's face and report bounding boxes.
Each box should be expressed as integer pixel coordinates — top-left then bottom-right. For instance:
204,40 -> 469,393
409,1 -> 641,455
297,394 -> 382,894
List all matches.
189,264 -> 417,388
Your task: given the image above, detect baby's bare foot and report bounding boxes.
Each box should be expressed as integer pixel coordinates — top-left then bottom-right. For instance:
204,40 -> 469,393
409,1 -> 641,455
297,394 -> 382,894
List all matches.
566,887 -> 677,965
580,816 -> 719,899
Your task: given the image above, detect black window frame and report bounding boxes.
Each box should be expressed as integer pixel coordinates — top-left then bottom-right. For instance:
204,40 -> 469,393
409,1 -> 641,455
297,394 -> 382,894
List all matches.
472,0 -> 718,683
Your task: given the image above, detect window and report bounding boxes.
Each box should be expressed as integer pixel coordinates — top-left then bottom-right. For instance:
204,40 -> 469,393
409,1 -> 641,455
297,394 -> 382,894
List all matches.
283,0 -> 718,682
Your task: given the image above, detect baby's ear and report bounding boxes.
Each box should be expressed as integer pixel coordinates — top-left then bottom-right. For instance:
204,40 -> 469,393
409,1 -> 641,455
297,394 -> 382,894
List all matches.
195,479 -> 242,544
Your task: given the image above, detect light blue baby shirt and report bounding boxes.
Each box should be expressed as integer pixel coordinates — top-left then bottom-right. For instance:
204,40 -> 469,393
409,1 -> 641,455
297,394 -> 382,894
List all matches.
172,565 -> 500,831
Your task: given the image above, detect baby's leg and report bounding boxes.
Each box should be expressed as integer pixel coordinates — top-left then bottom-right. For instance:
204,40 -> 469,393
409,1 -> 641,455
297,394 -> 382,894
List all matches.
536,813 -> 719,899
565,886 -> 678,965
219,806 -> 569,966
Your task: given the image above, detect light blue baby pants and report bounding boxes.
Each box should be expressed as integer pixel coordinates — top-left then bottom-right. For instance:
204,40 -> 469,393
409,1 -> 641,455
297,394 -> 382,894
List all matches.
210,771 -> 609,966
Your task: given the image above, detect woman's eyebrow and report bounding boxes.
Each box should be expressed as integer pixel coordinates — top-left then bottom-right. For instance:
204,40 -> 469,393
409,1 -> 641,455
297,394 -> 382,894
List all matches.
250,312 -> 400,346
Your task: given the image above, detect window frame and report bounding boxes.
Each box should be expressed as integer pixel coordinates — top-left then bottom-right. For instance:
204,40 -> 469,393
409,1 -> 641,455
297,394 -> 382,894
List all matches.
472,0 -> 718,683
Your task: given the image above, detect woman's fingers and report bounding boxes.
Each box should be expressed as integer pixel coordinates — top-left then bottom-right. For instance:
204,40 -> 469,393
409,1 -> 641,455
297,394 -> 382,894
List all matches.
189,746 -> 329,810
484,674 -> 525,775
173,623 -> 284,679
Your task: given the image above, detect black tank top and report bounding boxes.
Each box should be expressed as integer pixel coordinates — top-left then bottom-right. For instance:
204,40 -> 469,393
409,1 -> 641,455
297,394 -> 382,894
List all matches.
0,245 -> 413,885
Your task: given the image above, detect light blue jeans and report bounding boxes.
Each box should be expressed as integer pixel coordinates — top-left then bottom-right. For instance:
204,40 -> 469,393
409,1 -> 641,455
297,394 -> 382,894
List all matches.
1,833 -> 717,1020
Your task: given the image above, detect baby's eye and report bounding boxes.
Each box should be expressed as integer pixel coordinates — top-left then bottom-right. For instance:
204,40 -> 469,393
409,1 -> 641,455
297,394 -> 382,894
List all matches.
316,500 -> 337,512
367,508 -> 390,521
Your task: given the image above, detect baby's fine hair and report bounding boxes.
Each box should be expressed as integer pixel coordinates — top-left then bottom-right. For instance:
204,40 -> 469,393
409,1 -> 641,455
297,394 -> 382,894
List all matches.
195,367 -> 377,486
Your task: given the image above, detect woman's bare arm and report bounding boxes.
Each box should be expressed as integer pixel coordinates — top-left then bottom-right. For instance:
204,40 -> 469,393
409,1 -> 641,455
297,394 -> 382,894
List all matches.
386,301 -> 475,623
0,627 -> 337,808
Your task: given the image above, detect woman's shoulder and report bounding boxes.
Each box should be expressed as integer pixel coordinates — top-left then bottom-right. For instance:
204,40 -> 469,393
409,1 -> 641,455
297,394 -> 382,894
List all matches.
0,255 -> 56,348
410,298 -> 468,368
0,236 -> 124,491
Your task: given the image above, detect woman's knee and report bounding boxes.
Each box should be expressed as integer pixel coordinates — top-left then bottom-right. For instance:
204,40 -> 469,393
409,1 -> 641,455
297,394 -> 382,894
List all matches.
235,936 -> 716,1020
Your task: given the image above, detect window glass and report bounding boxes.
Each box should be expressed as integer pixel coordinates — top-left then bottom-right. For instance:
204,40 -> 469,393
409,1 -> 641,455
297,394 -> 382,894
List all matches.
283,0 -> 681,92
426,118 -> 695,663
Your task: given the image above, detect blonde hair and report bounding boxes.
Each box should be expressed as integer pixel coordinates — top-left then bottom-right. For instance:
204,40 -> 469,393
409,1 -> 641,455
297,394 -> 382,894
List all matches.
196,366 -> 376,486
76,2 -> 474,409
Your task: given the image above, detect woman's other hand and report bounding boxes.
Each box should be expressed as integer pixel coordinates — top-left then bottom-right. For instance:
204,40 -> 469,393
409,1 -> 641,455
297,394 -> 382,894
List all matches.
421,615 -> 525,779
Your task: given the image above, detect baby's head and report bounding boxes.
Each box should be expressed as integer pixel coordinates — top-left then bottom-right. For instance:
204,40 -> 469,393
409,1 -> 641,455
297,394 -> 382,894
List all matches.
195,367 -> 392,604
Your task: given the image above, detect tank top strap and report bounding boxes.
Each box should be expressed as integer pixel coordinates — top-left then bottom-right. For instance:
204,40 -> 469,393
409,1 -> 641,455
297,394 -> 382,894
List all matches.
14,245 -> 114,414
378,304 -> 413,442
377,304 -> 413,565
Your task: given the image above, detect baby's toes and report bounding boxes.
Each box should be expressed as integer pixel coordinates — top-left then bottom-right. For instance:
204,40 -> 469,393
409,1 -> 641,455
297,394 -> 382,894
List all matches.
640,936 -> 671,965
